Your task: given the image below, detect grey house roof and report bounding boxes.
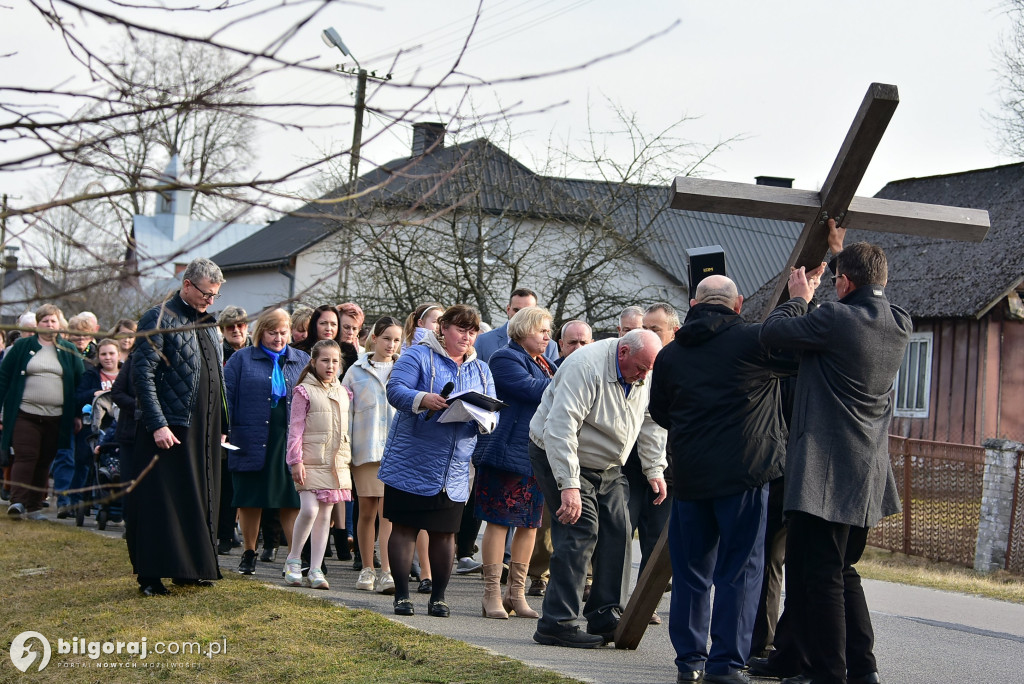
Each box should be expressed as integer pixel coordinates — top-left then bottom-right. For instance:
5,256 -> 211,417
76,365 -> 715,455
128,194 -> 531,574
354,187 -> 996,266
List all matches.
212,138 -> 805,298
743,162 -> 1024,321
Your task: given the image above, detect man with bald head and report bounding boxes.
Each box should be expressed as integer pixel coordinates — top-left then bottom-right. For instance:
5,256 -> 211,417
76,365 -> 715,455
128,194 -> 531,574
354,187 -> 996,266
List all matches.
650,274 -> 802,683
557,320 -> 593,363
530,328 -> 668,648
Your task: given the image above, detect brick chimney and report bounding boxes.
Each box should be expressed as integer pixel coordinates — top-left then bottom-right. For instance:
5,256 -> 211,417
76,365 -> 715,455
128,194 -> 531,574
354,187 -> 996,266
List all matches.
412,122 -> 446,156
755,176 -> 794,188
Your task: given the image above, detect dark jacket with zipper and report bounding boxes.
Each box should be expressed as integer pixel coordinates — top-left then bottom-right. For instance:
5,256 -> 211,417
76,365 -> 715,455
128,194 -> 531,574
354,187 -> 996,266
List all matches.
133,292 -> 226,433
649,303 -> 798,501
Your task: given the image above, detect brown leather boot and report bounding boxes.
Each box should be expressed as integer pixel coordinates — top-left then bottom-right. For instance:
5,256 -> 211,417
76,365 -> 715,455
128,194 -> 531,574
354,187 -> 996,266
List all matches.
503,561 -> 539,618
481,563 -> 508,619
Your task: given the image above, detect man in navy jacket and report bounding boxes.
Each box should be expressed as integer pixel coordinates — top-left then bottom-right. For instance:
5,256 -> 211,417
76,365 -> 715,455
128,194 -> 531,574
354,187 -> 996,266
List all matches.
475,288 -> 558,363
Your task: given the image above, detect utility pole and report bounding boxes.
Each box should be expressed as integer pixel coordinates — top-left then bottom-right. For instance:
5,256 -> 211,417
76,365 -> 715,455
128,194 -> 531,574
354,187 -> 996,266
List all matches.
321,27 -> 392,297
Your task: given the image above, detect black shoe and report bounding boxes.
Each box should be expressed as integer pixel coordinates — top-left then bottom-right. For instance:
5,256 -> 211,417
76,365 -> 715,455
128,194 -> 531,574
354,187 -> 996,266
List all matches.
410,560 -> 421,581
586,618 -> 619,645
217,539 -> 232,555
427,599 -> 450,617
260,546 -> 278,563
139,580 -> 170,596
394,598 -> 414,616
172,578 -> 215,587
703,672 -> 751,684
677,671 -> 704,683
237,549 -> 257,575
353,557 -> 362,571
56,507 -> 71,520
373,553 -> 382,569
417,578 -> 433,594
528,578 -> 547,596
779,677 -> 813,684
533,626 -> 604,649
747,656 -> 798,679
847,674 -> 880,684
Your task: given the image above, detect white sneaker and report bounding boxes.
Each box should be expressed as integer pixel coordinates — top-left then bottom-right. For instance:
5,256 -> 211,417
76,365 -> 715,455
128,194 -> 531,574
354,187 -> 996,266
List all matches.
25,510 -> 46,521
7,503 -> 25,518
356,567 -> 376,591
376,570 -> 396,595
283,559 -> 303,587
308,568 -> 330,590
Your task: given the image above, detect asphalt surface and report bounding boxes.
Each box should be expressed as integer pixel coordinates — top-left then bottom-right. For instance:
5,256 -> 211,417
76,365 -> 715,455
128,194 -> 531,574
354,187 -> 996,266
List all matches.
37,509 -> 1024,683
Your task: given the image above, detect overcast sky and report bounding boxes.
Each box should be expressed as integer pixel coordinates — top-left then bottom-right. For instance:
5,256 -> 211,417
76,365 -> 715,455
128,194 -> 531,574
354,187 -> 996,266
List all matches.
3,0 -> 1016,208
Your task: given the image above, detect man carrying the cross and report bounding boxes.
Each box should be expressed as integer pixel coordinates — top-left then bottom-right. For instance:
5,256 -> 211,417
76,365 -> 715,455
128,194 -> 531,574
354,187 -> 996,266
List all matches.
649,275 -> 802,684
758,223 -> 909,684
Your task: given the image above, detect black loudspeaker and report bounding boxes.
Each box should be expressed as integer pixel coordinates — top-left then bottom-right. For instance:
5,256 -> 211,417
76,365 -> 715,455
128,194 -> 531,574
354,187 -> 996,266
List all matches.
686,245 -> 727,296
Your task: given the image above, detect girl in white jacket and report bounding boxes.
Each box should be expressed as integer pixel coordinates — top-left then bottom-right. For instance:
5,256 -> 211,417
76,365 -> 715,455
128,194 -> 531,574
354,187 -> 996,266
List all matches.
342,317 -> 402,594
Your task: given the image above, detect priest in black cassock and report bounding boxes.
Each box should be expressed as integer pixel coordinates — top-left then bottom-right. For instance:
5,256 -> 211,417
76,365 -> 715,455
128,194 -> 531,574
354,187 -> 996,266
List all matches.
129,258 -> 227,596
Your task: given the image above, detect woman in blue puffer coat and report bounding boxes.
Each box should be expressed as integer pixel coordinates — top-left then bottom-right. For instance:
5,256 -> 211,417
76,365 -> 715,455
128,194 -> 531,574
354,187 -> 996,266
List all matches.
378,304 -> 495,618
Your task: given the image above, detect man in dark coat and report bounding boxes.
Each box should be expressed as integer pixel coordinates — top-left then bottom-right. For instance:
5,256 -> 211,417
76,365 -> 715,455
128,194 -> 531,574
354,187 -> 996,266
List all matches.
758,224 -> 911,684
129,257 -> 227,596
650,275 -> 801,684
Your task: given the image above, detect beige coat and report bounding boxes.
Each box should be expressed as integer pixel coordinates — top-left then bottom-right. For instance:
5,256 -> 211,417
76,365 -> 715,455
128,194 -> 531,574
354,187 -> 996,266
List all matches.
296,374 -> 352,492
529,337 -> 666,491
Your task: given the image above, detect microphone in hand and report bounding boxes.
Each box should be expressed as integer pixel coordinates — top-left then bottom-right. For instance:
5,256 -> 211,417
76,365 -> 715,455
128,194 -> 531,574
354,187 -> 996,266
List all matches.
426,382 -> 455,420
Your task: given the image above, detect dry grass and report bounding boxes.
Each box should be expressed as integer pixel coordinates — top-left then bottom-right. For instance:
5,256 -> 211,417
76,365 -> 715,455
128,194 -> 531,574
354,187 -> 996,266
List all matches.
0,517 -> 578,683
859,545 -> 1024,604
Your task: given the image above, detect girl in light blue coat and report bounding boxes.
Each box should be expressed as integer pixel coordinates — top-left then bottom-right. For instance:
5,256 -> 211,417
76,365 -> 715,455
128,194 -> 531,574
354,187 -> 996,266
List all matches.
342,316 -> 402,595
378,304 -> 495,618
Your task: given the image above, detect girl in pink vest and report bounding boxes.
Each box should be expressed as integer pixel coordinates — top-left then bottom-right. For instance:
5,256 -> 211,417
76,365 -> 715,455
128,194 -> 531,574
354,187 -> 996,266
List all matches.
283,340 -> 353,590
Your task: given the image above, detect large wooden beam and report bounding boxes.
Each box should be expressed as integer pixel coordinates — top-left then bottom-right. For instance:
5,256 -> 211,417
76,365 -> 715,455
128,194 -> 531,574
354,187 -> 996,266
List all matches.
669,177 -> 990,243
769,82 -> 900,307
614,526 -> 672,650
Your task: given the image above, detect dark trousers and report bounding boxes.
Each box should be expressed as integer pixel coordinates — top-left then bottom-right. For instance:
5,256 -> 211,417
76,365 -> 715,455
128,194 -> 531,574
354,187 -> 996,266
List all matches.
625,454 -> 672,575
456,488 -> 481,558
668,487 -> 767,677
10,412 -> 61,511
217,455 -> 236,542
750,476 -> 787,656
785,511 -> 876,684
531,442 -> 630,633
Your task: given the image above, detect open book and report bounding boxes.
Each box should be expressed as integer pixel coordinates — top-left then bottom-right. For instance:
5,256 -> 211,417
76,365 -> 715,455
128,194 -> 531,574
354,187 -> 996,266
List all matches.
437,390 -> 507,434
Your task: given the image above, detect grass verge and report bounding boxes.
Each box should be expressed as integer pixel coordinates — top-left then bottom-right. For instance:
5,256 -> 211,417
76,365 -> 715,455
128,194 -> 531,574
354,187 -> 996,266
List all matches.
859,545 -> 1024,604
0,517 -> 579,683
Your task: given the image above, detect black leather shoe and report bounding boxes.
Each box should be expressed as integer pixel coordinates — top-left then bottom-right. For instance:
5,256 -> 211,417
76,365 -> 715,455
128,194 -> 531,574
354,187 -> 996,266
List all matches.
427,599 -> 450,617
139,581 -> 170,596
585,619 -> 619,645
748,656 -> 798,679
393,598 -> 414,616
237,549 -> 257,575
704,672 -> 751,684
847,673 -> 880,684
533,626 -> 604,649
260,546 -> 277,563
780,677 -> 813,684
172,578 -> 214,587
417,578 -> 433,594
217,539 -> 232,555
676,671 -> 704,683
528,579 -> 546,596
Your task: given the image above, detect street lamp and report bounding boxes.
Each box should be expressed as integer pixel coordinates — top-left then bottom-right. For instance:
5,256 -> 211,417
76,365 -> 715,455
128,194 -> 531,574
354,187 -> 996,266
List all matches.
322,26 -> 367,188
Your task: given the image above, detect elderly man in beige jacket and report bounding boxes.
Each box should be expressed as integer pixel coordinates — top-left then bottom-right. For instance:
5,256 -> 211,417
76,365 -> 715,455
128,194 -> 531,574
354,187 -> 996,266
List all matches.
529,328 -> 668,648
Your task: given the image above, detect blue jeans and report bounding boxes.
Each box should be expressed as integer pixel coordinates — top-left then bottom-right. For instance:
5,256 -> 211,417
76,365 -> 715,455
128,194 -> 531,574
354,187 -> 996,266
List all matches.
50,446 -> 75,508
669,487 -> 767,676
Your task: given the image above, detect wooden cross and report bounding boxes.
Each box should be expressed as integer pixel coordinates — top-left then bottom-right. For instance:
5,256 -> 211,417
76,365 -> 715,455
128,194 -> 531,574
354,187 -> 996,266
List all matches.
614,82 -> 991,650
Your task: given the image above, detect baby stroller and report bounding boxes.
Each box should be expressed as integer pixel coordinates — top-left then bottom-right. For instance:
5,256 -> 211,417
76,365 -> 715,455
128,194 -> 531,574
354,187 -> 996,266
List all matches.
76,391 -> 122,530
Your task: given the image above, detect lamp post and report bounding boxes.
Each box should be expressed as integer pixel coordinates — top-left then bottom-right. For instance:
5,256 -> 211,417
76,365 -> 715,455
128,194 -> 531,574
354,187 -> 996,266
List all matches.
321,27 -> 368,188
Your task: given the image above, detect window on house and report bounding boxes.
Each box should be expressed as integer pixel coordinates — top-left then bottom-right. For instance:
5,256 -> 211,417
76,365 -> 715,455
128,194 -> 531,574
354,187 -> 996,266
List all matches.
894,332 -> 932,418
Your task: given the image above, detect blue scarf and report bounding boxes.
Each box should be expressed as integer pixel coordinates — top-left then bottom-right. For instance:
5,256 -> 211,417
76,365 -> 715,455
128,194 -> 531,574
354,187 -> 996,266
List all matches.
260,345 -> 287,407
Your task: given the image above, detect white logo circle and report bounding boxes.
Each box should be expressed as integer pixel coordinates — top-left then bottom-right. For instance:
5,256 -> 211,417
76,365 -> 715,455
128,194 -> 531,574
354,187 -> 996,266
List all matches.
9,631 -> 51,673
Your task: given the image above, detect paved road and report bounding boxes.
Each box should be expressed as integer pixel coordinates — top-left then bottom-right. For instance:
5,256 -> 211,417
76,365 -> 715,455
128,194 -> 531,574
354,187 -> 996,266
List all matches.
55,512 -> 1024,683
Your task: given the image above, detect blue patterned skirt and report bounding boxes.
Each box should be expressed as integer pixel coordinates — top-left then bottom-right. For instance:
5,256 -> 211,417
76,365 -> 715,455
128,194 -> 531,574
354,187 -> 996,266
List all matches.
473,464 -> 544,528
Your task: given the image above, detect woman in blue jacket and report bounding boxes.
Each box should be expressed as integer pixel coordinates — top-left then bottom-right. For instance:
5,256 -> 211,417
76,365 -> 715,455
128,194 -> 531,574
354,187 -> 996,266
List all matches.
378,304 -> 495,618
224,308 -> 309,575
472,306 -> 554,619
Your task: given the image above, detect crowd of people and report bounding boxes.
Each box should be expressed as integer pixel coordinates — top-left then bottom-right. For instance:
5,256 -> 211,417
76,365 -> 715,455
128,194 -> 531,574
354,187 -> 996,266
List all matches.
0,223 -> 907,684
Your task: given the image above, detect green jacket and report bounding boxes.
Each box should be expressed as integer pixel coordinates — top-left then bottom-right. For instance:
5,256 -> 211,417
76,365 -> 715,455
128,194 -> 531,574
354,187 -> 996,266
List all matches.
0,335 -> 86,453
